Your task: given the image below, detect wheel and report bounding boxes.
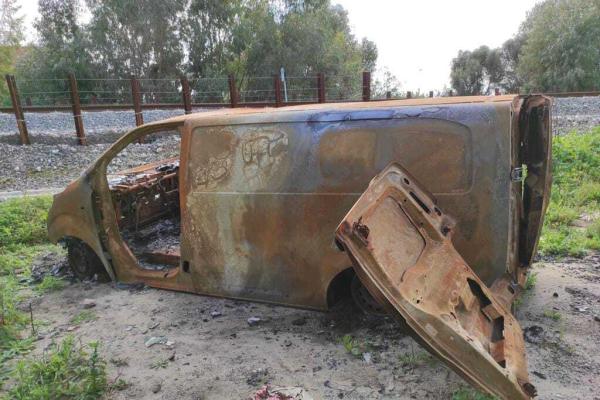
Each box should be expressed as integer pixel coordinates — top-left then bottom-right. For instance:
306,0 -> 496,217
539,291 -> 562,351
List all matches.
350,274 -> 386,315
66,239 -> 110,282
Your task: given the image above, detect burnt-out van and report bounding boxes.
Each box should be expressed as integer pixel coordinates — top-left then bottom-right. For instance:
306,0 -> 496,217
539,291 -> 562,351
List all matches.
48,95 -> 551,399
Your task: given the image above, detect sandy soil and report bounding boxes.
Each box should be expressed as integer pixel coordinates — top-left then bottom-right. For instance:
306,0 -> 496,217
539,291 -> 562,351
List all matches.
19,254 -> 600,400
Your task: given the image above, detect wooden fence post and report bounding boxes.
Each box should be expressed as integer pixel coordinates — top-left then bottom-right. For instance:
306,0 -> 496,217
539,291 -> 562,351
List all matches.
68,73 -> 86,145
180,76 -> 192,114
228,74 -> 238,108
362,71 -> 371,101
317,73 -> 325,103
130,76 -> 144,126
5,74 -> 30,145
274,75 -> 282,107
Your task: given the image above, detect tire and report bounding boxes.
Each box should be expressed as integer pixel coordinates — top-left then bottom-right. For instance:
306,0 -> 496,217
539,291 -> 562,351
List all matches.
66,239 -> 110,282
350,274 -> 386,316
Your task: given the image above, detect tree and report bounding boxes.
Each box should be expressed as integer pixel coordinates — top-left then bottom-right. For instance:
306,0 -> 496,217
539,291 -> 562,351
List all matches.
517,0 -> 600,92
0,0 -> 24,105
372,67 -> 401,99
0,0 -> 24,46
86,0 -> 186,78
450,45 -> 504,95
15,0 -> 95,105
498,34 -> 526,92
182,0 -> 242,77
225,0 -> 375,100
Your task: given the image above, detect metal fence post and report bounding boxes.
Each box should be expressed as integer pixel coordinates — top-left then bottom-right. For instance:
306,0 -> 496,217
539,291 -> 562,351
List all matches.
130,76 -> 144,126
5,74 -> 30,145
317,73 -> 325,103
274,75 -> 282,107
68,73 -> 86,145
228,74 -> 238,108
180,76 -> 192,114
362,71 -> 371,101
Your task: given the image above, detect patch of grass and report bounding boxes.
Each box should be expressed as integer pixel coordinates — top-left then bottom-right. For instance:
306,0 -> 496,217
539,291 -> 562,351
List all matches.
109,357 -> 128,367
34,276 -> 66,294
539,127 -> 600,257
398,350 -> 434,368
70,310 -> 97,325
543,310 -> 562,321
6,336 -> 107,399
150,359 -> 169,370
340,334 -> 370,358
0,196 -> 53,251
0,195 -> 66,382
0,244 -> 62,277
110,378 -> 130,391
452,387 -> 497,400
524,272 -> 538,291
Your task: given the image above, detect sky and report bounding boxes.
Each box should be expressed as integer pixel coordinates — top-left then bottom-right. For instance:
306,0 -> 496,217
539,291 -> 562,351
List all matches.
332,0 -> 543,91
16,0 -> 542,91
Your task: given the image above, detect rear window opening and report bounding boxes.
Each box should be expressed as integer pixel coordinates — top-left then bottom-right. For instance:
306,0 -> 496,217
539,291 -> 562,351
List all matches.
107,130 -> 181,271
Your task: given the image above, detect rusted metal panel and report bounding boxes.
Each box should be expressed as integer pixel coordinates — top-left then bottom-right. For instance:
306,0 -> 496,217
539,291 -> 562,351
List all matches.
335,163 -> 536,400
178,100 -> 516,310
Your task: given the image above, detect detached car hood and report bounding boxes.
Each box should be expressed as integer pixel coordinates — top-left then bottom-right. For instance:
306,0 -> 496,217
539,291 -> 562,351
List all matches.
335,163 -> 536,400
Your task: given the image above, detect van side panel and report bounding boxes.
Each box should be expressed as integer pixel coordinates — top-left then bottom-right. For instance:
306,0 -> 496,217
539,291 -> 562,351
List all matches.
180,103 -> 512,309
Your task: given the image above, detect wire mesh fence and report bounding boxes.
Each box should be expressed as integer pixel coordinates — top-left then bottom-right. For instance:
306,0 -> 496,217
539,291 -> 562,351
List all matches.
238,76 -> 275,104
7,70 -> 588,146
325,75 -> 362,102
139,79 -> 181,105
285,76 -> 319,103
17,78 -> 71,107
190,77 -> 230,104
77,78 -> 132,105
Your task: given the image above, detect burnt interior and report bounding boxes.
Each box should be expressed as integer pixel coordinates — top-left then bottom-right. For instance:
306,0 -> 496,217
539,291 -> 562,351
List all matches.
108,158 -> 181,270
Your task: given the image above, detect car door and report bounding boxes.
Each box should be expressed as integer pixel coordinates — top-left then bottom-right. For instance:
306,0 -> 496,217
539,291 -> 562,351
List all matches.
335,163 -> 536,400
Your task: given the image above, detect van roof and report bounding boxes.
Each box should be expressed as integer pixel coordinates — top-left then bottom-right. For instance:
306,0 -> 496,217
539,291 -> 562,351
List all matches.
147,94 -> 524,127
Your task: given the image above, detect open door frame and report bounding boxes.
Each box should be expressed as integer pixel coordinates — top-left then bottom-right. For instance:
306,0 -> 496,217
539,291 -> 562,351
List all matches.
335,163 -> 536,400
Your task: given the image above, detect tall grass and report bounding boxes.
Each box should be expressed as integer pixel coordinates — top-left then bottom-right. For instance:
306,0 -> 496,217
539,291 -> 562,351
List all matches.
538,126 -> 600,256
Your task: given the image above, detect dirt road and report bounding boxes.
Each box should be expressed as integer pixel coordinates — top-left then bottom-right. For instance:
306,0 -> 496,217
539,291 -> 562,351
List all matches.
20,253 -> 599,400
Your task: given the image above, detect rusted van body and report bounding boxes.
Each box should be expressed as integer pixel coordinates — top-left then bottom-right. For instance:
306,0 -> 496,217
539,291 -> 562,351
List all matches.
48,95 -> 551,312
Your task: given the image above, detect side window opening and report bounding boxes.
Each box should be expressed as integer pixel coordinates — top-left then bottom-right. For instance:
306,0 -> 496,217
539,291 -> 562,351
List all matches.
106,130 -> 181,271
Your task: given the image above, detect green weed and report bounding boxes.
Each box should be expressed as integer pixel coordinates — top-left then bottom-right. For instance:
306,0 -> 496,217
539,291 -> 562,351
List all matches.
6,336 -> 107,399
398,350 -> 434,368
70,310 -> 97,325
525,272 -> 538,291
340,334 -> 369,358
34,276 -> 66,294
149,359 -> 169,370
543,310 -> 562,321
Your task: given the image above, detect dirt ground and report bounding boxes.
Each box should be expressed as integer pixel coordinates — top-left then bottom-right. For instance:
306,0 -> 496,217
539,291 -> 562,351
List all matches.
23,253 -> 600,400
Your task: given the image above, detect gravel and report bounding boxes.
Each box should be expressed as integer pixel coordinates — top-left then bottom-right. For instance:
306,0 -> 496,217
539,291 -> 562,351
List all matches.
0,97 -> 598,193
552,96 -> 600,136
